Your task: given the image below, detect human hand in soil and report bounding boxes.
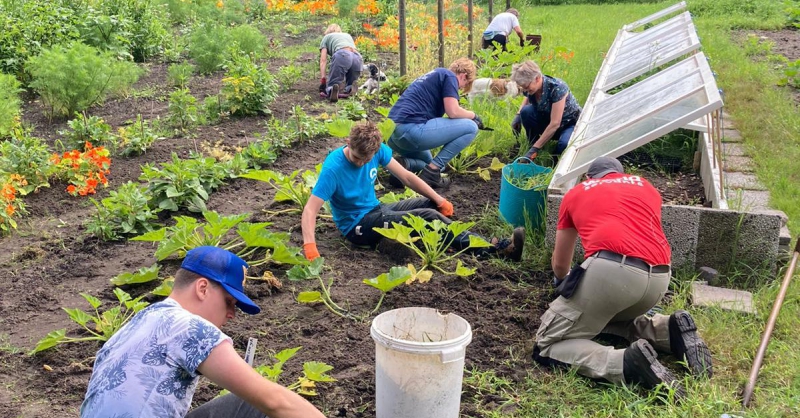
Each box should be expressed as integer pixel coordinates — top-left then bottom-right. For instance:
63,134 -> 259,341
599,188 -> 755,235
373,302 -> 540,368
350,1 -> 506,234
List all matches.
303,242 -> 320,261
319,77 -> 327,93
472,114 -> 485,130
437,199 -> 454,217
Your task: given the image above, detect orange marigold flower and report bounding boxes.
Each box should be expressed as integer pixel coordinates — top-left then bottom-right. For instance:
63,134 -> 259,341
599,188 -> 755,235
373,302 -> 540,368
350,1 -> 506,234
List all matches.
1,184 -> 15,201
5,204 -> 14,216
66,185 -> 77,194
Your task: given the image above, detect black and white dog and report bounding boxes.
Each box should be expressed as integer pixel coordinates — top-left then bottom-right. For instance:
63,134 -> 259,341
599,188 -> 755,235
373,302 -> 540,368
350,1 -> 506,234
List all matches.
359,63 -> 387,94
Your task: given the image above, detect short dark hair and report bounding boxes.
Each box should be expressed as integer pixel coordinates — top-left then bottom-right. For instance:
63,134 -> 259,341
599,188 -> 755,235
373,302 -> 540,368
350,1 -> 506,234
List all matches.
349,123 -> 382,156
173,268 -> 205,290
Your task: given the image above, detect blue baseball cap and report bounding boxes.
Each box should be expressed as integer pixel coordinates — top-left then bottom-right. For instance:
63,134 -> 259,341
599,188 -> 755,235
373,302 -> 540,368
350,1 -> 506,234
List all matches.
181,246 -> 261,315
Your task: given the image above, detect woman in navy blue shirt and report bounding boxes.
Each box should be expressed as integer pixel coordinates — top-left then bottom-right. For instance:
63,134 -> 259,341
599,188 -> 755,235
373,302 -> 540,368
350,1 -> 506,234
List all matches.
387,58 -> 483,188
510,60 -> 582,160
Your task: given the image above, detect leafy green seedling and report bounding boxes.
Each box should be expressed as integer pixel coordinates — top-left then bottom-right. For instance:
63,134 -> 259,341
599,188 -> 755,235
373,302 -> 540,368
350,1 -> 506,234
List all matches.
378,188 -> 419,204
374,214 -> 491,275
30,288 -> 149,354
220,346 -> 335,397
110,263 -> 160,286
287,257 -> 325,281
240,167 -> 320,215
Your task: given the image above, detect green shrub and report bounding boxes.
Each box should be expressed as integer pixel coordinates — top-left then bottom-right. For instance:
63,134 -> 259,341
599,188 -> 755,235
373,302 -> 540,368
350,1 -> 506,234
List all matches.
201,94 -> 227,125
167,62 -> 194,89
337,0 -> 359,17
26,42 -> 143,117
189,24 -> 232,74
167,88 -> 199,134
86,181 -> 160,241
59,112 -> 115,151
228,24 -> 267,59
139,153 -> 230,212
0,130 -> 54,195
76,7 -> 134,61
221,52 -> 279,116
276,65 -> 303,92
0,74 -> 22,138
117,115 -> 160,156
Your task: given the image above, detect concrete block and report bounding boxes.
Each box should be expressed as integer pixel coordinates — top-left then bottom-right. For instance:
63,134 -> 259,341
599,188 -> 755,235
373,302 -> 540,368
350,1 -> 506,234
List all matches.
725,172 -> 767,191
662,205 -> 700,271
721,112 -> 735,129
722,129 -> 742,142
694,207 -> 782,280
722,155 -> 753,172
779,225 -> 791,247
691,282 -> 757,314
726,189 -> 772,212
723,143 -> 746,156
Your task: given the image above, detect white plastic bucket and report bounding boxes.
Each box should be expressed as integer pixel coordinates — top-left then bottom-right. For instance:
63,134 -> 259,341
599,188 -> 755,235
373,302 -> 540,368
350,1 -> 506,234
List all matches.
370,307 -> 473,418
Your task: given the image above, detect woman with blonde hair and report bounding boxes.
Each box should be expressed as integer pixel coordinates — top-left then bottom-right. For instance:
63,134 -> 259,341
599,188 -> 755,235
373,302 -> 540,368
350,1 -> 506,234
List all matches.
387,58 -> 484,188
510,60 -> 582,160
319,24 -> 362,102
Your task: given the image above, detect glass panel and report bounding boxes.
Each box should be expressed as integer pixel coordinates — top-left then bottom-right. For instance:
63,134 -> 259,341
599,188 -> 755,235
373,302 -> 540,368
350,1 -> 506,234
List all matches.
571,92 -> 709,168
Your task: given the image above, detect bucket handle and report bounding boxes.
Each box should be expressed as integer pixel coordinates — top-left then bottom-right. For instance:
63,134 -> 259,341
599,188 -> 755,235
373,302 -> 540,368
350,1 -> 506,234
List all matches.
513,157 -> 534,165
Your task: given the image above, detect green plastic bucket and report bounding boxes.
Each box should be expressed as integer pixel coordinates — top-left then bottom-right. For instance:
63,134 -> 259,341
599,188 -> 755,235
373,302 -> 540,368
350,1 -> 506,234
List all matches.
499,157 -> 551,228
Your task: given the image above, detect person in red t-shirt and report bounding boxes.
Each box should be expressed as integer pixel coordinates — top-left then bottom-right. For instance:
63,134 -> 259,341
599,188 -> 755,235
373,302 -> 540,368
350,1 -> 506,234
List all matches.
532,156 -> 712,400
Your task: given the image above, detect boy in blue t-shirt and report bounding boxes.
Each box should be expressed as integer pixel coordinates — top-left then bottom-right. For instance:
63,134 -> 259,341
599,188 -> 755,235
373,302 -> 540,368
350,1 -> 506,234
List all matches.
301,123 -> 524,261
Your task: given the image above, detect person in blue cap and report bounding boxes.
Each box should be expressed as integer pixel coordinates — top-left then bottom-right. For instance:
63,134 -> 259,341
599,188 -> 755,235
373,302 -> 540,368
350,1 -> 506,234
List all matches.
81,246 -> 326,418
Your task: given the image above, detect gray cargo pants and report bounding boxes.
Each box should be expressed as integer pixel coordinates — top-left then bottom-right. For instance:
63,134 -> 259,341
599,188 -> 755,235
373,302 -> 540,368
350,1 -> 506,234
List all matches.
186,394 -> 267,418
534,256 -> 671,384
326,48 -> 363,94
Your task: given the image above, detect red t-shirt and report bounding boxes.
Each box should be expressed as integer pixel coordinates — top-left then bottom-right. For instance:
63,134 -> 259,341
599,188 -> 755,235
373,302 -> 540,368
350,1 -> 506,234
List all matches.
557,173 -> 671,265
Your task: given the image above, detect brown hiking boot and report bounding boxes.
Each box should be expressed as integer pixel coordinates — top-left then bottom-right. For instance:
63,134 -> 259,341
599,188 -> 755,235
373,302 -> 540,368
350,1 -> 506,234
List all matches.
419,165 -> 450,189
669,310 -> 713,378
493,227 -> 525,261
329,83 -> 340,103
623,339 -> 686,401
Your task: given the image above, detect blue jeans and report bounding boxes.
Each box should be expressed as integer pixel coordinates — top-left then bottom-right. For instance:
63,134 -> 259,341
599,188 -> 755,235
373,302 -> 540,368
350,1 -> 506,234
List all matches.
519,104 -> 577,155
186,394 -> 266,418
387,118 -> 478,172
326,49 -> 363,95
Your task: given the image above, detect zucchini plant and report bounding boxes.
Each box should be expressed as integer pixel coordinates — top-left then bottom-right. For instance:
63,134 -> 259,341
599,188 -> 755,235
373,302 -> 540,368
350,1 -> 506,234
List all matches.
239,167 -> 321,215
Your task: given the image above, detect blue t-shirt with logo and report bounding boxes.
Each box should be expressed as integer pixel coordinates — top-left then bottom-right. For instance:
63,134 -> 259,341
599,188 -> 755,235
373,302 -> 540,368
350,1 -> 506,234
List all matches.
388,68 -> 460,124
312,143 -> 392,235
81,299 -> 230,418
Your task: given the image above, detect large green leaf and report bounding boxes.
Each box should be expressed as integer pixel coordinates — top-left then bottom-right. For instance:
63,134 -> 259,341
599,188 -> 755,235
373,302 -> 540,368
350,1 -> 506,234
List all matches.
131,227 -> 167,242
30,329 -> 66,354
363,266 -> 411,293
63,308 -> 93,328
287,257 -> 324,281
271,245 -> 307,265
237,223 -> 283,248
454,260 -> 476,277
239,169 -> 279,183
81,293 -> 102,309
151,278 -> 174,297
110,264 -> 160,286
468,235 -> 493,249
377,118 -> 395,142
325,119 -> 354,138
303,361 -> 336,382
202,211 -> 250,240
274,346 -> 301,363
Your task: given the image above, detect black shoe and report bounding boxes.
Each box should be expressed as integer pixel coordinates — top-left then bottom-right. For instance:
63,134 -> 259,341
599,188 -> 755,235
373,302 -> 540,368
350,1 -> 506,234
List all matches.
532,345 -> 570,369
419,165 -> 450,189
669,310 -> 713,378
623,339 -> 686,400
493,227 -> 525,261
329,84 -> 340,103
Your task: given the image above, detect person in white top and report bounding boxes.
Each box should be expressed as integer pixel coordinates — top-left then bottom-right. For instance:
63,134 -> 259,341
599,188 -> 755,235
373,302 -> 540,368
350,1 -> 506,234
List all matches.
482,8 -> 525,51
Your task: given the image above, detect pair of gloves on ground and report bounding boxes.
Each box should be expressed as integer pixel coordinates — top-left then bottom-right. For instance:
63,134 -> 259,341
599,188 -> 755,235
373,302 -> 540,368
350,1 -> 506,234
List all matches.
302,200 -> 454,261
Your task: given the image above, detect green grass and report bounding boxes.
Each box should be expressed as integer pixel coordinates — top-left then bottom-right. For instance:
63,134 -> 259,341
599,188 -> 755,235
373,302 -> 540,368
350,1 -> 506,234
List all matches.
461,1 -> 800,416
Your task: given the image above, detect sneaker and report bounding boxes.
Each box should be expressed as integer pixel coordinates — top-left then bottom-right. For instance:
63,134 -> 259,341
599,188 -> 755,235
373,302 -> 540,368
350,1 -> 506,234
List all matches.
669,310 -> 713,378
623,339 -> 686,401
329,84 -> 340,103
419,165 -> 450,189
493,227 -> 525,261
388,156 -> 408,188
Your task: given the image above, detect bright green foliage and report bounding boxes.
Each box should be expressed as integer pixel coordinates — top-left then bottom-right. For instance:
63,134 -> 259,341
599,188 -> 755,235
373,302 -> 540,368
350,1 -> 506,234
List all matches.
447,141 -> 494,180
276,65 -> 303,92
189,24 -> 232,74
337,100 -> 366,121
117,115 -> 160,156
86,181 -> 160,241
778,59 -> 799,88
241,139 -> 279,169
378,188 -> 419,204
377,118 -> 395,143
374,214 -> 492,276
220,346 -> 335,397
77,7 -> 135,60
377,75 -> 411,104
286,106 -> 326,143
0,74 -> 22,138
167,88 -> 199,134
240,167 -> 320,214
0,130 -> 54,195
60,112 -> 115,151
201,94 -> 226,125
220,51 -> 278,116
26,42 -> 142,117
325,118 -> 355,138
167,62 -> 194,89
131,210 -> 306,269
94,0 -> 171,62
139,153 -> 230,212
228,24 -> 267,59
287,257 -> 325,281
110,263 -> 160,286
30,288 -> 149,354
298,262 -> 416,320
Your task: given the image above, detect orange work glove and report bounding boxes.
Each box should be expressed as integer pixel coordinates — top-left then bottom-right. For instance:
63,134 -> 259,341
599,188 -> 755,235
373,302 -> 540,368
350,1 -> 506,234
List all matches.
303,242 -> 320,261
437,199 -> 454,217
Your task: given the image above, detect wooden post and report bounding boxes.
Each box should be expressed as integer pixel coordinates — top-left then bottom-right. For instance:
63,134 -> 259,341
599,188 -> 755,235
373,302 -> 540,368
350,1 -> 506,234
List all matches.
468,0 -> 474,58
488,0 -> 493,23
438,0 -> 444,67
399,0 -> 407,76
506,0 -> 510,10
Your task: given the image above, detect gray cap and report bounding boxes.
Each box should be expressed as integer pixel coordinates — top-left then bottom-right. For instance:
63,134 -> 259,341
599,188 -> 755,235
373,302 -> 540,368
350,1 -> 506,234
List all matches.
587,156 -> 624,179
